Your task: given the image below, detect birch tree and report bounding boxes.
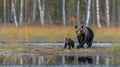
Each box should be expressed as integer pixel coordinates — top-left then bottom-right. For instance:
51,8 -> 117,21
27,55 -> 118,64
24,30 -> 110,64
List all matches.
112,0 -> 116,24
19,0 -> 23,25
96,0 -> 101,28
86,0 -> 91,26
62,0 -> 66,26
3,0 -> 7,24
11,0 -> 18,27
105,0 -> 110,26
38,0 -> 45,26
32,0 -> 36,21
77,0 -> 80,24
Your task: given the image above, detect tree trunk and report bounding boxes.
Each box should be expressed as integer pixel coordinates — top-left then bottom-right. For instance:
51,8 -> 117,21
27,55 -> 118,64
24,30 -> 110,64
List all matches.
3,0 -> 7,24
62,0 -> 66,26
92,0 -> 96,26
77,0 -> 80,24
7,0 -> 11,23
38,0 -> 45,26
86,0 -> 91,26
112,0 -> 116,25
118,0 -> 120,26
25,0 -> 29,23
32,0 -> 36,21
19,0 -> 23,25
11,0 -> 18,27
96,0 -> 101,28
105,0 -> 110,26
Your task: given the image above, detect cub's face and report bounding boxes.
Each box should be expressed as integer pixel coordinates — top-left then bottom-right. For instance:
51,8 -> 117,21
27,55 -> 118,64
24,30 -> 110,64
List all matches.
65,37 -> 69,44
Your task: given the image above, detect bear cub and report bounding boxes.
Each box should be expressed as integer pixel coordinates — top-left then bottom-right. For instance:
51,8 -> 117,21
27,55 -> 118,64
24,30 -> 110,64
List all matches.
64,37 -> 74,49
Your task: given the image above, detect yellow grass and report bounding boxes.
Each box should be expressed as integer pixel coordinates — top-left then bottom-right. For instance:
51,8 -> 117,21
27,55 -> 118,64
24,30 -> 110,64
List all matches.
105,43 -> 120,52
93,27 -> 120,42
0,44 -> 30,52
0,26 -> 120,42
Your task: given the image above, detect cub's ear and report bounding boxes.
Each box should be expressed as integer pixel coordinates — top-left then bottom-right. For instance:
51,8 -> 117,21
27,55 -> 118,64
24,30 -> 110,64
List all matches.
65,37 -> 68,40
75,25 -> 78,29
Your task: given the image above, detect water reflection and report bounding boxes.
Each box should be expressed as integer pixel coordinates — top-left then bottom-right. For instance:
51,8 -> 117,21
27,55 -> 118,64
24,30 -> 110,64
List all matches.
78,56 -> 93,64
0,55 -> 120,65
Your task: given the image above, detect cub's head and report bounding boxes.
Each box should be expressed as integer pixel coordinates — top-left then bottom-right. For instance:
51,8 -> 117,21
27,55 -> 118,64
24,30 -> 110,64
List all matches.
65,37 -> 71,44
65,37 -> 69,43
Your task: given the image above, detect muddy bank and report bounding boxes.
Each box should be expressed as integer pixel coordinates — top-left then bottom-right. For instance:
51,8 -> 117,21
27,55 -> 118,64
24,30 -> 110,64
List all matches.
0,45 -> 120,56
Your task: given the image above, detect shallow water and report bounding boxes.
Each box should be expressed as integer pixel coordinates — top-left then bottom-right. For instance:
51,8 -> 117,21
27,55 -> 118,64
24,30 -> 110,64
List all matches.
20,42 -> 112,47
0,42 -> 112,47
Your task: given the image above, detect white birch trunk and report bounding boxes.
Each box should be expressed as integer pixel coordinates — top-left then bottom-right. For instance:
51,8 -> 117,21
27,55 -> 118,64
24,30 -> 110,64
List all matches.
19,0 -> 23,25
12,0 -> 18,27
96,0 -> 101,28
38,0 -> 45,26
105,0 -> 110,26
77,0 -> 80,24
62,0 -> 66,26
32,0 -> 36,21
86,0 -> 91,26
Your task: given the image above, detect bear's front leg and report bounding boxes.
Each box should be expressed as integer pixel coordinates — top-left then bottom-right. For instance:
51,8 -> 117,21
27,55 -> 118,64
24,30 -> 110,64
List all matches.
64,43 -> 67,49
68,44 -> 71,49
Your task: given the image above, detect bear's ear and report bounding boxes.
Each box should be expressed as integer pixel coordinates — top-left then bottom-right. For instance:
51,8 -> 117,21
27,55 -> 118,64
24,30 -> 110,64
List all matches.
75,25 -> 78,29
81,25 -> 84,28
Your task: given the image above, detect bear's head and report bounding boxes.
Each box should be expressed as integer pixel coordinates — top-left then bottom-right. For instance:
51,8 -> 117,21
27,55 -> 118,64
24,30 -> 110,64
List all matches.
75,25 -> 84,36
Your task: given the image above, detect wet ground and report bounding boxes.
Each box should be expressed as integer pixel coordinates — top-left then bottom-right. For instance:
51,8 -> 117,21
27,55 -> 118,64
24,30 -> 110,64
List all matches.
0,42 -> 115,56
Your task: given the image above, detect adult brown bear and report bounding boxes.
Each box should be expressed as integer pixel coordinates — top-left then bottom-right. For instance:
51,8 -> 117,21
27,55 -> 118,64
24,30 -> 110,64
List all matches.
75,25 -> 94,48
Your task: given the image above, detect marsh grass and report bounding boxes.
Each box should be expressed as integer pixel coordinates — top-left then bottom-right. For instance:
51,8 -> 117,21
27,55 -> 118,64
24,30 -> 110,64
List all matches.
105,43 -> 120,52
0,26 -> 120,42
0,44 -> 30,52
94,27 -> 120,42
0,43 -> 120,55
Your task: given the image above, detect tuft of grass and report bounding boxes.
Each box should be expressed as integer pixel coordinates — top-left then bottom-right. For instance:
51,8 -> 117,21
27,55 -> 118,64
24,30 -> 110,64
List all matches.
0,44 -> 30,52
105,43 -> 120,52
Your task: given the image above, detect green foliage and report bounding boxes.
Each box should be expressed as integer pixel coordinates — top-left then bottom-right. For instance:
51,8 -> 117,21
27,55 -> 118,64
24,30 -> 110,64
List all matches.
79,0 -> 85,13
66,0 -> 73,10
50,0 -> 59,4
0,0 -> 3,19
